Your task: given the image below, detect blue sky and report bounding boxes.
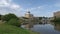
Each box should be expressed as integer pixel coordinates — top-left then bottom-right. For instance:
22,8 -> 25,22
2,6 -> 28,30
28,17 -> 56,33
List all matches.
0,0 -> 60,17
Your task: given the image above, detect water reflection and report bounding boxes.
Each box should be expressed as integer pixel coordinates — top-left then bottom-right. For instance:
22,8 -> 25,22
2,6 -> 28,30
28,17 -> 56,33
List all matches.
21,22 -> 60,34
54,23 -> 60,31
30,23 -> 60,34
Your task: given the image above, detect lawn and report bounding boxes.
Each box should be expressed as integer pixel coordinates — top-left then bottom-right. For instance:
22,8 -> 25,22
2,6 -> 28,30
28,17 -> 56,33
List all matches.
0,23 -> 39,34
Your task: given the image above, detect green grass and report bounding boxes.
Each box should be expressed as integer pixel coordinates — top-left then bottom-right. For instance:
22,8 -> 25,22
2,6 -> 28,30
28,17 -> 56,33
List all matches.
0,23 -> 39,34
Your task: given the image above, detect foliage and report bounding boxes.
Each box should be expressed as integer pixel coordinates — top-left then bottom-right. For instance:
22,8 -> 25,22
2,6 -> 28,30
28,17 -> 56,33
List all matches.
53,18 -> 60,24
1,13 -> 18,21
39,17 -> 42,20
7,18 -> 21,27
0,14 -> 2,20
53,18 -> 60,22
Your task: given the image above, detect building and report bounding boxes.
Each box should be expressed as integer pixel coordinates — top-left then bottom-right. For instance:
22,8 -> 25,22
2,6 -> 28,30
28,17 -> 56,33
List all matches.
25,11 -> 34,19
54,11 -> 60,18
40,17 -> 50,24
21,11 -> 39,25
21,11 -> 34,28
49,17 -> 54,21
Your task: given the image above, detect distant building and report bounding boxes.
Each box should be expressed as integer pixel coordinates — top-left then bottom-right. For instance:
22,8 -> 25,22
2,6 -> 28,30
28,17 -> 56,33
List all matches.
21,11 -> 39,24
49,17 -> 54,21
21,11 -> 40,28
54,11 -> 60,18
25,11 -> 34,19
41,17 -> 49,24
47,11 -> 60,22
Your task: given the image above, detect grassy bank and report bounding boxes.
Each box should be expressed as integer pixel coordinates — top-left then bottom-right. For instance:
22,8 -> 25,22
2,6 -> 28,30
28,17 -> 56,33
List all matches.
0,23 -> 39,34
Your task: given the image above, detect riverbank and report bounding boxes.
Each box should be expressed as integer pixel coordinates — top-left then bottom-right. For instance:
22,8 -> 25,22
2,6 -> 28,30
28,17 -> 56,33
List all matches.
0,23 -> 39,34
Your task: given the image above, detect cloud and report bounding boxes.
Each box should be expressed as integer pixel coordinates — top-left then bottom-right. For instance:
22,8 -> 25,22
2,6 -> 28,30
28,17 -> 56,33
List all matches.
0,0 -> 60,17
0,0 -> 11,7
26,6 -> 45,11
0,0 -> 21,9
0,0 -> 22,16
10,4 -> 21,10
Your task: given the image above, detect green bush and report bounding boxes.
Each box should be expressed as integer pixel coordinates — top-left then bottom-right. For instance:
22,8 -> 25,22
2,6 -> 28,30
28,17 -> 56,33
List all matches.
7,18 -> 21,27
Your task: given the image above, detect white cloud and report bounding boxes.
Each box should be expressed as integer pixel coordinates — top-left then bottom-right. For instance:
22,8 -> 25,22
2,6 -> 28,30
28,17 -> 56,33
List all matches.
10,4 -> 20,10
0,0 -> 21,10
37,6 -> 42,9
27,6 -> 45,11
0,0 -> 22,16
0,0 -> 11,7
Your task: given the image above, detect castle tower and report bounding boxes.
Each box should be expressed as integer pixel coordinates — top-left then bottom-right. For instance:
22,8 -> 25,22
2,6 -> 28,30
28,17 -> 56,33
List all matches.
25,11 -> 33,18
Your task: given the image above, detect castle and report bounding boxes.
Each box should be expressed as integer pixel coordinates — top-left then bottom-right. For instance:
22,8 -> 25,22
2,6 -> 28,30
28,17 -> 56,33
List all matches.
20,11 -> 39,25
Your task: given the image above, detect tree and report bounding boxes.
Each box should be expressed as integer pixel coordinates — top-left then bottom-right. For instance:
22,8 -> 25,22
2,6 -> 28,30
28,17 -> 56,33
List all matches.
7,18 -> 21,27
2,13 -> 18,21
54,18 -> 60,22
0,14 -> 2,20
39,17 -> 42,20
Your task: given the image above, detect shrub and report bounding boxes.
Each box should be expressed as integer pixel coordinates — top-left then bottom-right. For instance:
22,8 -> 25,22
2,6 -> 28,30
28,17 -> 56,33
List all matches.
7,18 -> 21,27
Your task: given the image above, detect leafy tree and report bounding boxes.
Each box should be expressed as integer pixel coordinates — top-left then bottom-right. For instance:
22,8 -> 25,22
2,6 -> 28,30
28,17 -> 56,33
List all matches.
39,17 -> 42,20
2,13 -> 18,21
7,18 -> 21,27
0,14 -> 1,20
54,18 -> 60,22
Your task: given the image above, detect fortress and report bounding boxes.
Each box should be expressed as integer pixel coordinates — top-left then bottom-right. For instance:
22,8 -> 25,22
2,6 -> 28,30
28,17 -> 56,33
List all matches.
21,11 -> 39,29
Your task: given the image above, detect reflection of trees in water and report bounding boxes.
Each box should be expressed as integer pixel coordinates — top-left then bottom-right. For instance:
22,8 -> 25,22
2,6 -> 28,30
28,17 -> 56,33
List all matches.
54,23 -> 60,31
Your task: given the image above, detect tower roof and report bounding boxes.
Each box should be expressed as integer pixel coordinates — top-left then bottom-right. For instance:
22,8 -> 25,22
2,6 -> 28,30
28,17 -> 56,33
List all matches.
27,11 -> 30,13
26,10 -> 31,14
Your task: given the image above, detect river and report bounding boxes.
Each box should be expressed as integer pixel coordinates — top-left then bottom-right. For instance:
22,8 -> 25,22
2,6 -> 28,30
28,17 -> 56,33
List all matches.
31,24 -> 60,34
21,23 -> 60,34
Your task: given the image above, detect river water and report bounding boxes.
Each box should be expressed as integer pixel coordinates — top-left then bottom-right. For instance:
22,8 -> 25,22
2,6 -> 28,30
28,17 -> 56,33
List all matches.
31,24 -> 60,34
21,23 -> 60,34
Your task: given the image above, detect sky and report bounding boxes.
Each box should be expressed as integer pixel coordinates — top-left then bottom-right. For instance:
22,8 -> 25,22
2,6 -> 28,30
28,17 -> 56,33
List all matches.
0,0 -> 60,17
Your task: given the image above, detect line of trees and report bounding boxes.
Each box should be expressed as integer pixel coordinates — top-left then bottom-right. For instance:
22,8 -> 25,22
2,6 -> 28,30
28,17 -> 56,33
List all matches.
0,13 -> 22,27
52,17 -> 60,24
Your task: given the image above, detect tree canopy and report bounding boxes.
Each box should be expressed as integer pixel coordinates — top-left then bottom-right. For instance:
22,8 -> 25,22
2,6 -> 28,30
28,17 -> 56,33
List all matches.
0,14 -> 2,20
2,13 -> 18,21
7,18 -> 21,27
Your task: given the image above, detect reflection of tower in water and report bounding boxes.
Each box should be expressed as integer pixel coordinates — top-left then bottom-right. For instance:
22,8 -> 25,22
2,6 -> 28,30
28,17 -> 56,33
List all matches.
24,10 -> 34,29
